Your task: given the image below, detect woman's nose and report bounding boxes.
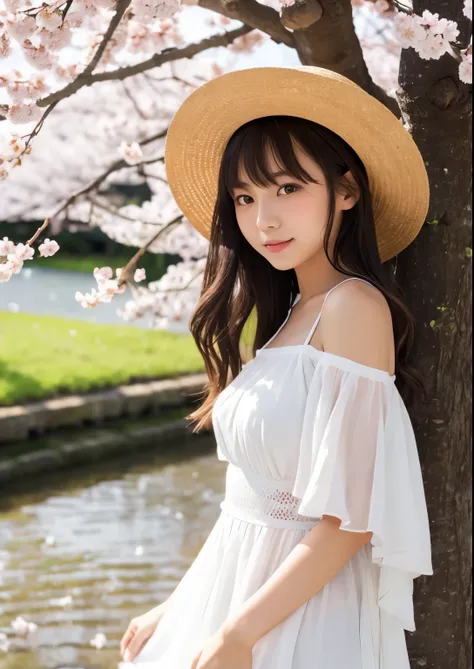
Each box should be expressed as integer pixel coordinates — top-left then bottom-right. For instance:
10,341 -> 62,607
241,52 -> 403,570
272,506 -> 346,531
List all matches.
255,200 -> 280,229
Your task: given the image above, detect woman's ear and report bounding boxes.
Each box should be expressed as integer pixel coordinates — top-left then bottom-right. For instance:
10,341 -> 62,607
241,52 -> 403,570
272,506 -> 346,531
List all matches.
337,170 -> 360,211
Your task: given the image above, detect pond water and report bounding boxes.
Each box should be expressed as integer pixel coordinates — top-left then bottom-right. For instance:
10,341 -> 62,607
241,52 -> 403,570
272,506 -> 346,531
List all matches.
0,268 -> 188,333
0,434 -> 225,669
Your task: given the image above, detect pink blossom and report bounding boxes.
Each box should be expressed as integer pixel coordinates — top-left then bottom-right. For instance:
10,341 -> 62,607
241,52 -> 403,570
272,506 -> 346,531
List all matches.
0,33 -> 10,58
4,14 -> 36,42
75,289 -> 101,308
8,102 -> 42,124
6,255 -> 23,274
37,23 -> 73,51
459,52 -> 472,84
134,267 -> 146,282
373,0 -> 390,14
93,266 -> 114,284
36,8 -> 63,31
0,237 -> 16,256
22,40 -> 54,70
416,32 -> 448,60
0,263 -> 13,283
0,166 -> 11,180
0,133 -> 26,161
464,0 -> 472,20
120,141 -> 143,165
132,0 -> 181,21
38,238 -> 60,257
393,14 -> 425,49
13,243 -> 34,261
98,279 -> 126,301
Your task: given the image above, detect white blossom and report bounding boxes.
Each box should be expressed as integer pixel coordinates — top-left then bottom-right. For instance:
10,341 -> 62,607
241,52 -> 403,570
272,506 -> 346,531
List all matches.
459,52 -> 472,84
11,616 -> 37,636
38,238 -> 60,257
120,141 -> 143,165
90,632 -> 107,649
463,0 -> 472,21
0,236 -> 16,256
0,263 -> 13,283
36,8 -> 63,32
134,268 -> 146,282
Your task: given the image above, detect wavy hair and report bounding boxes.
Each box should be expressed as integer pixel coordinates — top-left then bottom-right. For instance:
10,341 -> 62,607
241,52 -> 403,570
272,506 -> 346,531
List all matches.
184,116 -> 427,433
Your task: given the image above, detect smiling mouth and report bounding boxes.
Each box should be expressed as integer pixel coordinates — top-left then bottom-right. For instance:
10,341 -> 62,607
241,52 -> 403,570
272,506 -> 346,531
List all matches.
265,239 -> 293,247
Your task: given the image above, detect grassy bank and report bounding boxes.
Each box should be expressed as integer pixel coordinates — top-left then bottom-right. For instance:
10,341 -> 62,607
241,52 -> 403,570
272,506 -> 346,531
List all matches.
0,312 -> 205,406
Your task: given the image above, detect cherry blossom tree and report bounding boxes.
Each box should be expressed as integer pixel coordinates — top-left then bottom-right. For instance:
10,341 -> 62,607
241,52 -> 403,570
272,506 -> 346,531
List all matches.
0,0 -> 472,665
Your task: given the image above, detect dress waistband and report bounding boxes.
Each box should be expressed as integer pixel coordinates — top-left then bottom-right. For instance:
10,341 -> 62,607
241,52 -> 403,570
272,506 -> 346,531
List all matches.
220,463 -> 320,530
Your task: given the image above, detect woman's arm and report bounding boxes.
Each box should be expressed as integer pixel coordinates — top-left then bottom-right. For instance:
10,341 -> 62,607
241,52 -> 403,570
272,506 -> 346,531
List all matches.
221,516 -> 372,647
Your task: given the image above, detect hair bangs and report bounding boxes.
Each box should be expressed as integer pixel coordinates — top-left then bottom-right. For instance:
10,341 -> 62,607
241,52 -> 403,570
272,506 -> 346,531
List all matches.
223,116 -> 318,198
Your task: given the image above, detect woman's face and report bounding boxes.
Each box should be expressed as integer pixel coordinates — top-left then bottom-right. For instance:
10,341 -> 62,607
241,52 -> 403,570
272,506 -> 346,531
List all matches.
231,141 -> 358,270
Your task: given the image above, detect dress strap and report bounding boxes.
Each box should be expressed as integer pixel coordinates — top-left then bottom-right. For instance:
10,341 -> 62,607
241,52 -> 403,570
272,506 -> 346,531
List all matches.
303,277 -> 375,346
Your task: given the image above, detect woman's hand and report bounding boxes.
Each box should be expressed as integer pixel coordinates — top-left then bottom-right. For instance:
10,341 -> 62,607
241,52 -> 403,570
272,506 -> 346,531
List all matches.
120,602 -> 168,662
190,627 -> 253,669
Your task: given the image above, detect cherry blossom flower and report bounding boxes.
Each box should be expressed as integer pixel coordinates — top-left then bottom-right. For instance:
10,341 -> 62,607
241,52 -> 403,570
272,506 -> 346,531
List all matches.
0,236 -> 15,256
0,263 -> 13,283
8,102 -> 42,124
6,255 -> 23,274
49,594 -> 73,608
134,268 -> 146,282
44,535 -> 55,546
36,8 -> 63,32
464,0 -> 472,21
0,632 -> 10,653
459,52 -> 472,84
75,289 -> 102,308
0,33 -> 11,58
11,616 -> 37,636
90,632 -> 107,649
393,14 -> 426,49
93,266 -> 114,284
38,238 -> 60,257
12,243 -> 34,261
120,141 -> 143,165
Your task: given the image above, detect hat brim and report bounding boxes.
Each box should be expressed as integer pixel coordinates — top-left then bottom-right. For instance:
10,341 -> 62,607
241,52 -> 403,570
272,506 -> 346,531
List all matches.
164,66 -> 430,263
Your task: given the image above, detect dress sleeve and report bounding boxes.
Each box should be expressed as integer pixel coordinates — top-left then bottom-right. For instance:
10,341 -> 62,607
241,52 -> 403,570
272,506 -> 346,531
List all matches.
291,361 -> 433,634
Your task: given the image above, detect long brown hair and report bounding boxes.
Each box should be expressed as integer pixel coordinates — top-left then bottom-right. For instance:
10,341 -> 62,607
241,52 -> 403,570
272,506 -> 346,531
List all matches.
185,116 -> 427,432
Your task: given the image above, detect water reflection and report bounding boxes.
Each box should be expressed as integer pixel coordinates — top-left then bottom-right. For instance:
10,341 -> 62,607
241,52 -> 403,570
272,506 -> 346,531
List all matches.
0,435 -> 225,669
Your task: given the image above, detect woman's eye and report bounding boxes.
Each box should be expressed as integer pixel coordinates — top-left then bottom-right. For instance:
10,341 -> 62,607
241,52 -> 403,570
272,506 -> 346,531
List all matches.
235,195 -> 253,206
278,183 -> 300,196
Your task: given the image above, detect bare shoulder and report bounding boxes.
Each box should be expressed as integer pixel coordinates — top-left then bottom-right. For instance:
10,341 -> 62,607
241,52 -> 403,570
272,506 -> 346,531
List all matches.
318,279 -> 395,374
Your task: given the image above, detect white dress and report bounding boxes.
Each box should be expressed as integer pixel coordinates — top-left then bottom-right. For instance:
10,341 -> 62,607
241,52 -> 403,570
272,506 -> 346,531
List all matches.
120,277 -> 433,669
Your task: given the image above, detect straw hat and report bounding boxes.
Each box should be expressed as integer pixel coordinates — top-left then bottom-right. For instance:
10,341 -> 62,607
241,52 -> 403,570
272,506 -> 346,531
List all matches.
164,66 -> 430,263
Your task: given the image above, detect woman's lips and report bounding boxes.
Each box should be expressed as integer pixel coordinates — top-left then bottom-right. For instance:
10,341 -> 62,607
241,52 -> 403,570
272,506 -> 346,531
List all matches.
265,239 -> 293,253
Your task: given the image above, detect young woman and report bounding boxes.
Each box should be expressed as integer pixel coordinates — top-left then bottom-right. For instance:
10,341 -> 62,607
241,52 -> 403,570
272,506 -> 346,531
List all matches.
119,66 -> 433,669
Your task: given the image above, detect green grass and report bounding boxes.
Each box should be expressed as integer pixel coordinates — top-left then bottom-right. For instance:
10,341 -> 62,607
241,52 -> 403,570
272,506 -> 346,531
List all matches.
0,312 -> 205,406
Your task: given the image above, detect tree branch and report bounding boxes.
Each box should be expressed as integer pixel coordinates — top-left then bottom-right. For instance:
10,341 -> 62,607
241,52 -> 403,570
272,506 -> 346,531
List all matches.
199,0 -> 295,48
287,0 -> 400,116
279,0 -> 323,30
84,0 -> 132,76
48,129 -> 167,223
37,25 -> 253,108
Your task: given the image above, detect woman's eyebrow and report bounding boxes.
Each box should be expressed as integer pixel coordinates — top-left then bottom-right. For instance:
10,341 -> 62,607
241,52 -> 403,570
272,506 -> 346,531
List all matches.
234,171 -> 292,189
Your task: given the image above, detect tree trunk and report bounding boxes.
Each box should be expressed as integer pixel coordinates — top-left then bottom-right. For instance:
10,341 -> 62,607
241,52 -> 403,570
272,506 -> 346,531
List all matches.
396,2 -> 472,666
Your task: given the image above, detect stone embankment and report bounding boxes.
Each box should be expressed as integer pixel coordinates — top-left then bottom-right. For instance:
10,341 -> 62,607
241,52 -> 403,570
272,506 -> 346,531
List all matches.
0,373 -> 210,486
